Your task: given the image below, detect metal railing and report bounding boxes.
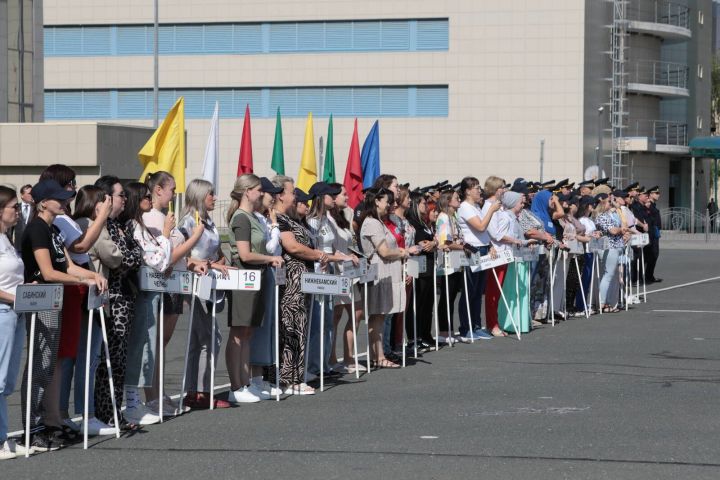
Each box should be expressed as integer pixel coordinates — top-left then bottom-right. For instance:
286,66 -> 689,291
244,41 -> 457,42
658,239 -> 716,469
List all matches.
659,207 -> 720,235
625,120 -> 688,146
628,60 -> 688,89
209,200 -> 232,235
627,1 -> 690,29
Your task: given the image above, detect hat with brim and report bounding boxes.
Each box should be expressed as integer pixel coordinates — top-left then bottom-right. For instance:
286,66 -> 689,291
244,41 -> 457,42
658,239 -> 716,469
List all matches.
260,177 -> 283,194
31,179 -> 76,204
309,181 -> 342,198
294,188 -> 312,203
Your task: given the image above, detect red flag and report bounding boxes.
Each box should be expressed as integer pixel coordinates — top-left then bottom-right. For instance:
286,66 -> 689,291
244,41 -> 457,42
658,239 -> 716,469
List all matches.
237,104 -> 253,175
343,118 -> 364,209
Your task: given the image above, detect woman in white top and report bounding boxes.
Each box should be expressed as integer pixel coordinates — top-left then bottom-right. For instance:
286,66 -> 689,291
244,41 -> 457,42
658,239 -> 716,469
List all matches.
577,197 -> 599,313
456,177 -> 502,340
0,186 -> 29,459
306,182 -> 355,377
177,179 -> 231,410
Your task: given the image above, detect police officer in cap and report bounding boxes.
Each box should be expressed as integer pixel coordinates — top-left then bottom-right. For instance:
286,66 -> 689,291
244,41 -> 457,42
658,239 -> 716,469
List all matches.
644,186 -> 662,283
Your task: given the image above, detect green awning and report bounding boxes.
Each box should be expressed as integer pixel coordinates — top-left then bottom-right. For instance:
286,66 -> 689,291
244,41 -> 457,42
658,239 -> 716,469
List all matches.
689,136 -> 720,158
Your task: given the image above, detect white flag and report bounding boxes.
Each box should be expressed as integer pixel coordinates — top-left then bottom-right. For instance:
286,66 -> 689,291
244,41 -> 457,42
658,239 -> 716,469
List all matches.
201,102 -> 220,188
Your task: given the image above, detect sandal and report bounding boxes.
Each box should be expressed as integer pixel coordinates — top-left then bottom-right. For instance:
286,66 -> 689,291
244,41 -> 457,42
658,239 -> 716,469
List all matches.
601,305 -> 620,313
371,358 -> 401,369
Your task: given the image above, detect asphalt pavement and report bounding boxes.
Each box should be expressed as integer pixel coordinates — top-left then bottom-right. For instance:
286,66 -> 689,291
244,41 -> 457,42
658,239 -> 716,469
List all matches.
4,248 -> 720,479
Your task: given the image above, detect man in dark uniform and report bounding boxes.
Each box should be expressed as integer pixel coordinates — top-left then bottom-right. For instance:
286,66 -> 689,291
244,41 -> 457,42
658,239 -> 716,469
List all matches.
629,187 -> 650,282
645,186 -> 662,283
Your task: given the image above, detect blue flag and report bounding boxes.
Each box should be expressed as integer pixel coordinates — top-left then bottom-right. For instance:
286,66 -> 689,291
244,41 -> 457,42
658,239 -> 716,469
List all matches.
360,120 -> 380,188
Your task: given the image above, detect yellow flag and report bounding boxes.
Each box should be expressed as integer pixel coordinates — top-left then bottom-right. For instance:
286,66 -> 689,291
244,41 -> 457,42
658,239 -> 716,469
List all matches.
138,97 -> 186,192
296,112 -> 317,193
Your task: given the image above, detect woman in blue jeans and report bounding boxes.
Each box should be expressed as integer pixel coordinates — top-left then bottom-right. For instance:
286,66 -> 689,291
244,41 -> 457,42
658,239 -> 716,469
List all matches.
594,193 -> 629,313
0,186 -> 30,459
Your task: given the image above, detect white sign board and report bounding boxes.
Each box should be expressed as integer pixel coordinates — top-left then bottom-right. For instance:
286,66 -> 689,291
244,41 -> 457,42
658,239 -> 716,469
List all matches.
138,267 -> 193,294
566,239 -> 584,255
478,249 -> 514,271
87,286 -> 109,310
301,273 -> 352,295
359,263 -> 379,284
341,258 -> 367,279
589,237 -> 609,252
274,266 -> 287,286
446,251 -> 465,270
196,275 -> 214,301
406,256 -> 427,278
14,284 -> 64,312
209,268 -> 262,291
630,233 -> 649,247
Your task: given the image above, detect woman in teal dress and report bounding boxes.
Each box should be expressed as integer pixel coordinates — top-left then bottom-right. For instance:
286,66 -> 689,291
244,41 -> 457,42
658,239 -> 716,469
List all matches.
499,192 -> 533,334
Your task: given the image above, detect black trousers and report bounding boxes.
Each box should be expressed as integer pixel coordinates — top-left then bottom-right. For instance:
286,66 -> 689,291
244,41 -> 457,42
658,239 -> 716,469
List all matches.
406,274 -> 435,343
644,240 -> 659,281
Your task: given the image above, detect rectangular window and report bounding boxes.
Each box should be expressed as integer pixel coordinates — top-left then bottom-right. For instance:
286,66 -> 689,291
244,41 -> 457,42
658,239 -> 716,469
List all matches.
44,19 -> 449,56
44,85 -> 449,120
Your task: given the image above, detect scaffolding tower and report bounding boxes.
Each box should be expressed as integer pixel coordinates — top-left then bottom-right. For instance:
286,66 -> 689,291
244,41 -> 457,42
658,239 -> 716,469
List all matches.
609,0 -> 629,188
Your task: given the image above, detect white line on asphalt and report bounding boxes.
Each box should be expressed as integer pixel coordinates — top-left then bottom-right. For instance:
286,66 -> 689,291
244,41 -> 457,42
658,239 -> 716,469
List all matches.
652,310 -> 720,314
645,276 -> 720,295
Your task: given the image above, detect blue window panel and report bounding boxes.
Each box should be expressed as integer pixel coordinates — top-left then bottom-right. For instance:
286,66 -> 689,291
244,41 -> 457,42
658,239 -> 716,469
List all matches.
158,26 -> 175,54
82,91 -> 112,118
415,87 -> 448,116
53,27 -> 82,56
204,24 -> 233,53
44,92 -> 56,118
269,89 -> 297,117
380,21 -> 409,50
203,90 -> 233,117
416,19 -> 448,50
324,88 -> 353,116
174,90 -> 204,117
82,27 -> 112,55
233,24 -> 263,53
297,22 -> 325,51
54,92 -> 83,119
269,23 -> 297,52
174,25 -> 203,54
118,91 -> 149,118
44,28 -> 55,55
324,22 -> 352,51
117,26 -> 150,55
297,88 -> 325,116
381,88 -> 409,116
158,90 -> 180,114
353,88 -> 381,116
232,90 -> 263,117
353,21 -> 381,51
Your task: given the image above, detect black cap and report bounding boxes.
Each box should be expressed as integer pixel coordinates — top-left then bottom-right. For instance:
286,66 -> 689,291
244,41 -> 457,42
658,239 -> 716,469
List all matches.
594,193 -> 609,202
613,190 -> 629,198
579,180 -> 595,188
557,193 -> 572,203
542,180 -> 556,190
625,182 -> 640,192
309,181 -> 342,198
260,177 -> 283,194
647,185 -> 660,194
31,179 -> 76,204
637,186 -> 647,195
400,182 -> 410,189
294,188 -> 312,203
595,177 -> 610,186
511,181 -> 529,194
452,182 -> 462,191
579,196 -> 597,208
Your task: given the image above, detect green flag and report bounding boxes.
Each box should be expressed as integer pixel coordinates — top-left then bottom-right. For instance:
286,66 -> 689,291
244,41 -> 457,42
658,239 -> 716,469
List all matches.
271,107 -> 285,175
323,114 -> 336,183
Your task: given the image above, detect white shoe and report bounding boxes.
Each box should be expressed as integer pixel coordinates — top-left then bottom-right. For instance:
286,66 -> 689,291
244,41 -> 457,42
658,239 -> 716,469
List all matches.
454,335 -> 471,344
63,417 -> 80,432
331,363 -> 349,374
0,441 -> 17,460
229,386 -> 261,404
124,404 -> 161,425
247,383 -> 271,401
83,417 -> 116,436
146,397 -> 187,418
283,383 -> 316,395
345,362 -> 367,373
5,439 -> 32,456
252,379 -> 283,399
437,335 -> 456,345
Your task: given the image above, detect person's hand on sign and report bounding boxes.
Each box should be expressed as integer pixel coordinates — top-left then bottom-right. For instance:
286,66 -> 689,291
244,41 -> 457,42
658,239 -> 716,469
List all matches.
348,254 -> 359,266
85,273 -> 108,293
268,255 -> 284,268
163,212 -> 175,238
188,259 -> 208,275
419,239 -> 435,252
489,247 -> 498,260
407,245 -> 421,256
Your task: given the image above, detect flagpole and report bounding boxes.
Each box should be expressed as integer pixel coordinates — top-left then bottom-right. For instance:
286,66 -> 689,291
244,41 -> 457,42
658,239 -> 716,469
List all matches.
153,0 -> 159,128
318,136 -> 324,183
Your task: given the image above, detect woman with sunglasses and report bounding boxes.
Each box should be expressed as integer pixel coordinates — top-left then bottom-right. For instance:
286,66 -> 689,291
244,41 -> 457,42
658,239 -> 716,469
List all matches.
20,179 -> 107,451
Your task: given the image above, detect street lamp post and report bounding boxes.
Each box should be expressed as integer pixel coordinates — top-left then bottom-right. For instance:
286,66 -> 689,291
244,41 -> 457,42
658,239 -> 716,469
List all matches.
596,106 -> 604,175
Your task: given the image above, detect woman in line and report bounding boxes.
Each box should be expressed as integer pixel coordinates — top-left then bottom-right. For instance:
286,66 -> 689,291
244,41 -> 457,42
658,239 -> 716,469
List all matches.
226,174 -> 284,403
518,190 -> 559,325
178,179 -> 232,409
576,197 -> 599,313
359,188 -> 411,368
434,189 -> 465,345
405,191 -> 438,351
0,186 -> 31,459
248,177 -> 285,399
388,185 -> 414,358
306,182 -> 355,379
497,191 -> 532,334
40,165 -> 111,438
328,183 -> 365,373
276,181 -> 326,394
20,179 -> 107,450
459,176 -> 502,339
142,171 -> 206,416
559,198 -> 591,318
595,193 -> 630,313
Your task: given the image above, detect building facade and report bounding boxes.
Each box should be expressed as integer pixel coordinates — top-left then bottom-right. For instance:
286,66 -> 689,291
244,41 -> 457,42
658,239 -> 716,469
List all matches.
39,0 -> 713,211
